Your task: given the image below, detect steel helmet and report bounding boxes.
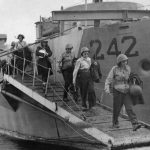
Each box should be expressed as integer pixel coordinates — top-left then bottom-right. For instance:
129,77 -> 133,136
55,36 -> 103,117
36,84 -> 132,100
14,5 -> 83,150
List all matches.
129,84 -> 142,96
65,43 -> 73,49
117,54 -> 128,64
81,47 -> 89,55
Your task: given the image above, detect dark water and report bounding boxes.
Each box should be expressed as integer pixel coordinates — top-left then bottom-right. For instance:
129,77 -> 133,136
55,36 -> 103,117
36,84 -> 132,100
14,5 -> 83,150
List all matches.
0,134 -> 107,150
0,135 -> 80,150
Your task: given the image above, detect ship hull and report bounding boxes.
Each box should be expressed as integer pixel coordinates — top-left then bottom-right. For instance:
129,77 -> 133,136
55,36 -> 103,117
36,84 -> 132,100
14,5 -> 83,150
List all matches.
50,19 -> 150,125
0,84 -> 103,150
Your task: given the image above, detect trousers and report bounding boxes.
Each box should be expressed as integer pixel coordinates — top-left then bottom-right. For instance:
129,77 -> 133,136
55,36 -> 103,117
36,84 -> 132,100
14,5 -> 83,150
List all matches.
113,89 -> 138,125
78,70 -> 96,109
62,68 -> 73,99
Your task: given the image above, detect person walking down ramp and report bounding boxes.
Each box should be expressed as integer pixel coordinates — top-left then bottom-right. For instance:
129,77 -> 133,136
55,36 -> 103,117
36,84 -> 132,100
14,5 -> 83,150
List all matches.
58,43 -> 75,102
36,40 -> 53,89
73,47 -> 96,110
105,54 -> 141,131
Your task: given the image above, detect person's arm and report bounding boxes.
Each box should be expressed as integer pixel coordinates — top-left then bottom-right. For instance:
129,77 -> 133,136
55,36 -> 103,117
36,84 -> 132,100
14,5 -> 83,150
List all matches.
104,66 -> 115,93
73,59 -> 80,85
46,46 -> 52,57
57,53 -> 64,71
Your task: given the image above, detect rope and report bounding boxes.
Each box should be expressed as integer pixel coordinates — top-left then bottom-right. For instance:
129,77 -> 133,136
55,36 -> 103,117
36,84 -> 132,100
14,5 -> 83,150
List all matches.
4,56 -> 106,129
56,78 -> 85,110
5,55 -> 87,119
3,62 -> 102,144
48,82 -> 87,120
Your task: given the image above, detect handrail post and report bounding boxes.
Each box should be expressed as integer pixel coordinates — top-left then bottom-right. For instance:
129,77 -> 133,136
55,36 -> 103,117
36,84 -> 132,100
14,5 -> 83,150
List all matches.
22,57 -> 26,81
44,68 -> 51,96
13,55 -> 16,78
7,62 -> 10,75
53,57 -> 56,83
33,61 -> 36,87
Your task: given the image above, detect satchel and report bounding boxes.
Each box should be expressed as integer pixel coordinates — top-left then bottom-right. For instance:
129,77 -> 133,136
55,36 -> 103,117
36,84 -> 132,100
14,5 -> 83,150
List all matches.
90,61 -> 102,83
128,72 -> 144,105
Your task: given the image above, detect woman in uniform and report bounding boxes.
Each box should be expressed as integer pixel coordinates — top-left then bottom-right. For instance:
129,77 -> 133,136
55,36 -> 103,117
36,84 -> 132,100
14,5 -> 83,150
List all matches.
58,43 -> 75,102
105,54 -> 141,131
73,47 -> 96,110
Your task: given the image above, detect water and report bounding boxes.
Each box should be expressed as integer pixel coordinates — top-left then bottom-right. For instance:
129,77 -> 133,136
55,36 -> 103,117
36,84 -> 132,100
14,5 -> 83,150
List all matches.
0,134 -> 107,150
0,135 -> 79,150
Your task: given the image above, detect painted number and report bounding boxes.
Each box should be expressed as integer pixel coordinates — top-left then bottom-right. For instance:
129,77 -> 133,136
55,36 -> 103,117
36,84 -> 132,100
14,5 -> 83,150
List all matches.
107,38 -> 121,56
89,36 -> 138,59
122,36 -> 138,57
90,39 -> 104,60
107,36 -> 138,57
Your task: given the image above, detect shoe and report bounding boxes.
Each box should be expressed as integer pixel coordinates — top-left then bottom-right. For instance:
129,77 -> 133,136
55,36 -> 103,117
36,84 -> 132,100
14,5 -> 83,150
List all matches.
63,98 -> 69,102
133,123 -> 141,131
81,106 -> 88,111
112,123 -> 120,128
82,104 -> 87,108
42,82 -> 46,86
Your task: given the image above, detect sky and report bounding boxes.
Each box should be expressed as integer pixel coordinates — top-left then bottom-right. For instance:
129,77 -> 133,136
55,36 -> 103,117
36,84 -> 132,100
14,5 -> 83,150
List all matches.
0,0 -> 150,44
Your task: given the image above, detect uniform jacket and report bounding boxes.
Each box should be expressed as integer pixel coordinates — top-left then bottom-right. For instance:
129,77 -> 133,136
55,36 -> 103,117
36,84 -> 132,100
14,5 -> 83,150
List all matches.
90,60 -> 102,83
59,52 -> 75,71
105,65 -> 130,93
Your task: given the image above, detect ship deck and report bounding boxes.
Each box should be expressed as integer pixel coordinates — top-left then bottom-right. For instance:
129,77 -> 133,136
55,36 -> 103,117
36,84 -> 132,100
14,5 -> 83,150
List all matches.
3,72 -> 150,150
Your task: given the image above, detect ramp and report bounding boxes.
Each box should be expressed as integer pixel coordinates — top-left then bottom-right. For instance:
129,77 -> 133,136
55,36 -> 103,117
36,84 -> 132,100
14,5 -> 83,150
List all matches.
3,73 -> 150,150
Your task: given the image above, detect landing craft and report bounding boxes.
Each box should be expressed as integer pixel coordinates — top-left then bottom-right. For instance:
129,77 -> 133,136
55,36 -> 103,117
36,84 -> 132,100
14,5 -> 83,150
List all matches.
1,0 -> 150,150
38,0 -> 150,124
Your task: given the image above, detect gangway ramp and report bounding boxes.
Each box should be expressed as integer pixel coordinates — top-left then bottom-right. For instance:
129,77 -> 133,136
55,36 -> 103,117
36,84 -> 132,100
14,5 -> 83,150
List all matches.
3,74 -> 150,150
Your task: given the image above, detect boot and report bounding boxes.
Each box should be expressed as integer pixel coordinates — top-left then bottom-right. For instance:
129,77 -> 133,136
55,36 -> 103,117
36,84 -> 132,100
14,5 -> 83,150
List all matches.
112,123 -> 120,128
133,123 -> 141,131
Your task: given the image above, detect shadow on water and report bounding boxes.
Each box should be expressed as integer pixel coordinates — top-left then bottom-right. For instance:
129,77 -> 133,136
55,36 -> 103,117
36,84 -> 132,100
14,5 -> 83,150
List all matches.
0,135 -> 81,150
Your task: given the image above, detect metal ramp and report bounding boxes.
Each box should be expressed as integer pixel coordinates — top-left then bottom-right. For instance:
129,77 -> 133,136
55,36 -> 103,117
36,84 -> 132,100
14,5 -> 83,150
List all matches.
3,72 -> 150,150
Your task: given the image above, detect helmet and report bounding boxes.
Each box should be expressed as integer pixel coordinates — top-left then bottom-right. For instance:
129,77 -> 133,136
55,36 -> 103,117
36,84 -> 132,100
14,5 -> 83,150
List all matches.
81,47 -> 89,55
117,54 -> 128,64
17,34 -> 25,39
65,43 -> 73,49
129,85 -> 142,96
